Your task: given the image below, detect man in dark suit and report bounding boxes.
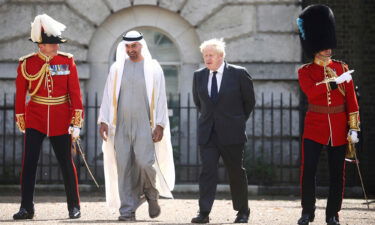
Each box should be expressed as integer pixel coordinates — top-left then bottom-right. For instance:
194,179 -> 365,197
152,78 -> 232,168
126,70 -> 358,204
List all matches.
191,38 -> 255,224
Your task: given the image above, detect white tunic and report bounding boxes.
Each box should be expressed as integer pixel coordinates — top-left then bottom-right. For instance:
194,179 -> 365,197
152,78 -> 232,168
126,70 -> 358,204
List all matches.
98,57 -> 175,209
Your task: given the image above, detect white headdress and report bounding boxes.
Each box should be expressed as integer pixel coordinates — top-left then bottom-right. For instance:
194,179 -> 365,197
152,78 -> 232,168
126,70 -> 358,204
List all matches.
114,30 -> 152,78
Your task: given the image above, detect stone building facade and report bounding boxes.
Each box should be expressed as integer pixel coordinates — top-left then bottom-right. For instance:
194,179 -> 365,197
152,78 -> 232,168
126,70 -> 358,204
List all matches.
0,0 -> 303,181
0,0 -> 302,102
1,0 -> 373,191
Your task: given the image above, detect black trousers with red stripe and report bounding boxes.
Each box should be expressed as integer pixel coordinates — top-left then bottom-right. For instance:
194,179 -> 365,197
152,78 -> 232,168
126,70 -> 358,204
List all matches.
300,138 -> 346,218
20,128 -> 80,212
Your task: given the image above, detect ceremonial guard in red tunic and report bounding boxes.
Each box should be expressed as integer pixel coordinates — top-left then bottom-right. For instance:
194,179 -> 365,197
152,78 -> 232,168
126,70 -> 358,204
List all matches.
13,14 -> 83,220
296,5 -> 360,225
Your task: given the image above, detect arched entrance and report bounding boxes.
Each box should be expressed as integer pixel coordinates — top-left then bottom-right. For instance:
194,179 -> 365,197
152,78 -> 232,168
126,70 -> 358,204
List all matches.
108,27 -> 181,102
87,6 -> 201,101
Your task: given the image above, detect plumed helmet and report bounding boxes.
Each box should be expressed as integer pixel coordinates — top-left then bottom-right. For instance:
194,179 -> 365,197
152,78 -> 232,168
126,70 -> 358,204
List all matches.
296,4 -> 336,58
30,14 -> 66,44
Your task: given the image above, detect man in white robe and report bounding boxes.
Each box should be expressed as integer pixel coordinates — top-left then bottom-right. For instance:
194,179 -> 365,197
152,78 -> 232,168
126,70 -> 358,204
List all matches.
98,30 -> 175,221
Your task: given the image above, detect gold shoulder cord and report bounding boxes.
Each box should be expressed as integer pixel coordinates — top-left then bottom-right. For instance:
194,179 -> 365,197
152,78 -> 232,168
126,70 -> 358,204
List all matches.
21,57 -> 51,96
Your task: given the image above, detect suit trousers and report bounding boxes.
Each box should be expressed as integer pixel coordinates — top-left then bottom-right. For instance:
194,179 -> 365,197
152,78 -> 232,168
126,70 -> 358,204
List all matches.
198,130 -> 249,214
20,128 -> 80,211
300,138 -> 346,218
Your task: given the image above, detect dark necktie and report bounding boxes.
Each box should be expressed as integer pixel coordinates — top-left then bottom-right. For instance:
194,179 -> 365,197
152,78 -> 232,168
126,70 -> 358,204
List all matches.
211,71 -> 218,101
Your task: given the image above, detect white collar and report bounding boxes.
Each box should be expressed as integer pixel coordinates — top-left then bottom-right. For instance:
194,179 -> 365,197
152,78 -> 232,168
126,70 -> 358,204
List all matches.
210,61 -> 225,74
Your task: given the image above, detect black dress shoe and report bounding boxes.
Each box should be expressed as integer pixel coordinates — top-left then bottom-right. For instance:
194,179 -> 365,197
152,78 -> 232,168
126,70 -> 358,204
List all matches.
297,213 -> 315,225
326,216 -> 340,225
118,213 -> 136,221
13,208 -> 34,220
69,207 -> 81,219
191,213 -> 209,223
234,208 -> 250,223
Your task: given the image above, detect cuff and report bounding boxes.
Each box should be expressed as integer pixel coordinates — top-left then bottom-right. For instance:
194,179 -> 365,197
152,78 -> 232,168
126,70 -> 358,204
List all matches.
16,114 -> 25,131
71,109 -> 84,128
156,123 -> 165,129
348,111 -> 360,131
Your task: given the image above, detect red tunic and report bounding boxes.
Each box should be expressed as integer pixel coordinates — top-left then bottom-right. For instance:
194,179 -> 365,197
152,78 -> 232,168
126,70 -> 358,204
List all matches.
298,59 -> 359,146
15,52 -> 83,136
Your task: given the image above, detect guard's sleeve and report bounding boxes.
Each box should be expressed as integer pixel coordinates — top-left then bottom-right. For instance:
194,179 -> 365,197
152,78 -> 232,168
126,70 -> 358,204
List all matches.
298,66 -> 330,100
67,57 -> 84,128
342,65 -> 360,131
15,61 -> 28,115
240,68 -> 255,120
15,61 -> 28,131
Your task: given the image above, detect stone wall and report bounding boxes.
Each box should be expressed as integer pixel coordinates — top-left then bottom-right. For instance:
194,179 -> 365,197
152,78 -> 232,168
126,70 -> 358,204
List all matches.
0,0 -> 304,184
0,0 -> 302,96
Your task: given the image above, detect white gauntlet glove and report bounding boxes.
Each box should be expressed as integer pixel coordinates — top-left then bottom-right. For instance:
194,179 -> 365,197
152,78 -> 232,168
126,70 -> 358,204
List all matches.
335,70 -> 354,84
348,130 -> 359,144
68,126 -> 81,140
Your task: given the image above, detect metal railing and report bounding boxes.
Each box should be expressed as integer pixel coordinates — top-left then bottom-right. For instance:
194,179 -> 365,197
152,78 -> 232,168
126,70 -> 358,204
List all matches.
0,92 -> 360,186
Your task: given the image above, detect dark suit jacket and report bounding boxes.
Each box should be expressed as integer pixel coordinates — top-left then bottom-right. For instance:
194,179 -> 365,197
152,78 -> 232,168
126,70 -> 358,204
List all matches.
193,62 -> 256,145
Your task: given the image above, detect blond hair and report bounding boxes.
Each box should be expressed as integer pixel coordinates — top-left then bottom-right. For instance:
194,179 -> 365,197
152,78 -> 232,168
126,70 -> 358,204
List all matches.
199,38 -> 226,57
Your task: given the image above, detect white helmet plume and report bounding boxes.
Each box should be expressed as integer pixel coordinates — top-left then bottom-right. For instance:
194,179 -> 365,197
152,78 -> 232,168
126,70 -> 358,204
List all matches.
30,14 -> 66,43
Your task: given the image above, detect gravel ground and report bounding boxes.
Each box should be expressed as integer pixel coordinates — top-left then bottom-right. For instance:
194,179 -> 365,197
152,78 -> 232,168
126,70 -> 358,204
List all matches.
0,192 -> 374,225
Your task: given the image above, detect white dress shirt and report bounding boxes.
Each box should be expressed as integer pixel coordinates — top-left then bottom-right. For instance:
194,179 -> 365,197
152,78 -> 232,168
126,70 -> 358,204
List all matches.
207,62 -> 225,97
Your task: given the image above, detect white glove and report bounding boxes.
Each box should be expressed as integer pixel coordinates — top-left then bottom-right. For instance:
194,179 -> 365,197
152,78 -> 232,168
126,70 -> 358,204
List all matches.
348,130 -> 359,144
335,70 -> 354,84
68,126 -> 81,139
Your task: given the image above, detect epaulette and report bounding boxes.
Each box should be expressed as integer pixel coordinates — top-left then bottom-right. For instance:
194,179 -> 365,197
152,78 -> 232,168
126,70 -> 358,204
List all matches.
19,52 -> 36,62
332,59 -> 349,71
298,62 -> 312,70
57,51 -> 73,58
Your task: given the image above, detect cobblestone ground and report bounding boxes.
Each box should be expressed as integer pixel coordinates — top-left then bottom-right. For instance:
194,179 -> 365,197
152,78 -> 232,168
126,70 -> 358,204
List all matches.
0,192 -> 374,225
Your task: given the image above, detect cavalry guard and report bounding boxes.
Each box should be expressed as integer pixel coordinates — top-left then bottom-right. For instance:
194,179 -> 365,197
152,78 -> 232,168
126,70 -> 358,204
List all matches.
13,14 -> 83,220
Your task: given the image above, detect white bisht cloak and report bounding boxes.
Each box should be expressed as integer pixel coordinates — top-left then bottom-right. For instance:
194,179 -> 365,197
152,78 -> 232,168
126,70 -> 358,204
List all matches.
98,40 -> 175,208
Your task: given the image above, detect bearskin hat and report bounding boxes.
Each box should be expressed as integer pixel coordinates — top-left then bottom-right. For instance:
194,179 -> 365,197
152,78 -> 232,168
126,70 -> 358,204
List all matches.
297,4 -> 336,58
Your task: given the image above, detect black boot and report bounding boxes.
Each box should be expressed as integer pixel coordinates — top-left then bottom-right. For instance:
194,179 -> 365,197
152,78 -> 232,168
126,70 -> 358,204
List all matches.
297,213 -> 315,225
234,208 -> 250,223
326,216 -> 340,225
191,212 -> 209,223
69,207 -> 81,219
13,208 -> 34,220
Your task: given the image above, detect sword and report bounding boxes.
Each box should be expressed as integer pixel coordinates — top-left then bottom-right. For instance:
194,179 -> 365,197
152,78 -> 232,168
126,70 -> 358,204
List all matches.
72,138 -> 100,188
316,77 -> 336,86
352,150 -> 370,209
